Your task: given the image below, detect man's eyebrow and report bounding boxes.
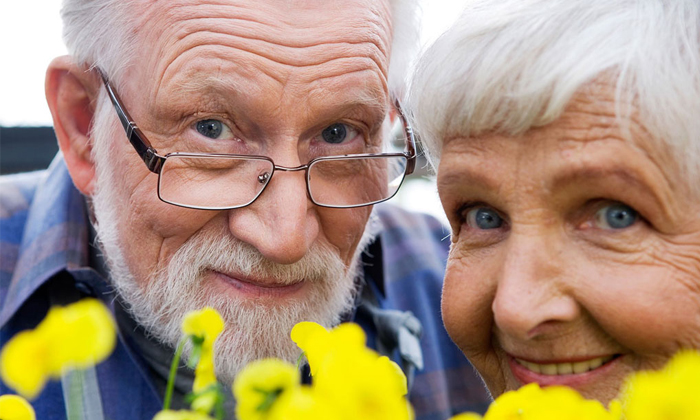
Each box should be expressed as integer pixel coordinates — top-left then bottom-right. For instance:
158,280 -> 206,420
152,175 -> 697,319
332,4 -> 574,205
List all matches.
168,74 -> 388,116
169,75 -> 247,96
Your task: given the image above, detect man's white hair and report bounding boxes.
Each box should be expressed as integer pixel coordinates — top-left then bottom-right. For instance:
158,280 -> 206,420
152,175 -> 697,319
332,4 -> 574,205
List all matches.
61,0 -> 420,98
409,0 -> 700,193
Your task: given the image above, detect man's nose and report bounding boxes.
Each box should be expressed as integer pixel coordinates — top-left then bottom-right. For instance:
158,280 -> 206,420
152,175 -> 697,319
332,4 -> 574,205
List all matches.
226,166 -> 319,265
491,232 -> 580,341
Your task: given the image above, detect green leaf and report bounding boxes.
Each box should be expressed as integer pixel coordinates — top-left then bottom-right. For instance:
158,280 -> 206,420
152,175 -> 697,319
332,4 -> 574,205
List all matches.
187,336 -> 204,369
296,351 -> 306,370
254,387 -> 284,412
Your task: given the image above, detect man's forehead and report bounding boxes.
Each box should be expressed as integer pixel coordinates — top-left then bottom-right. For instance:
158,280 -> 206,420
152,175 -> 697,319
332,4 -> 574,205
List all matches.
132,0 -> 394,64
122,0 -> 394,121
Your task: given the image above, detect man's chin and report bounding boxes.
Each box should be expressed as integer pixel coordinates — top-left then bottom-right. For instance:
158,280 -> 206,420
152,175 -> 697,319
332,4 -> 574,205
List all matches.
210,320 -> 302,386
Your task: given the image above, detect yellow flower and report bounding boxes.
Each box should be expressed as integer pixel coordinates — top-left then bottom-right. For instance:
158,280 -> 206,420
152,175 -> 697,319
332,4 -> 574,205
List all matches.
191,346 -> 217,394
152,409 -> 215,420
608,399 -> 622,418
0,298 -> 116,399
189,386 -> 220,414
233,358 -> 300,420
621,350 -> 700,420
40,299 -> 116,372
181,307 -> 224,393
450,414 -> 483,420
292,322 -> 411,420
315,349 -> 412,420
484,383 -> 615,420
291,322 -> 366,377
182,307 -> 224,349
267,386 -> 337,420
0,394 -> 36,420
0,331 -> 50,400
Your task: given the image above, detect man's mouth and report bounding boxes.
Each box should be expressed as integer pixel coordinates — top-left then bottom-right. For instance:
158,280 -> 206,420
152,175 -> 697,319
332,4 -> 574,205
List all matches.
212,270 -> 306,298
513,355 -> 617,375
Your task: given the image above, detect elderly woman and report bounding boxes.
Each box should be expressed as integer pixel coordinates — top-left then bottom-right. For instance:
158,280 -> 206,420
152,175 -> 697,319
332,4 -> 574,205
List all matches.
408,0 -> 700,406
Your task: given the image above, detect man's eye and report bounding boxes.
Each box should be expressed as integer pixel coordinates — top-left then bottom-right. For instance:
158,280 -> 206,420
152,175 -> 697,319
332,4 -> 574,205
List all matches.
466,207 -> 504,230
594,203 -> 638,229
195,119 -> 230,139
320,123 -> 357,144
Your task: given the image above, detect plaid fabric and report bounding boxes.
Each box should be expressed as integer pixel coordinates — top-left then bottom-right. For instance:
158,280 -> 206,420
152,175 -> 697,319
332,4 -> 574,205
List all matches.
0,155 -> 491,419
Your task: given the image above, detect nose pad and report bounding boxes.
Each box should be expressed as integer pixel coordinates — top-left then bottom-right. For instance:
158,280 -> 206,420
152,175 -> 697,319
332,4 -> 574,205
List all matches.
227,167 -> 319,265
257,171 -> 271,185
491,236 -> 580,340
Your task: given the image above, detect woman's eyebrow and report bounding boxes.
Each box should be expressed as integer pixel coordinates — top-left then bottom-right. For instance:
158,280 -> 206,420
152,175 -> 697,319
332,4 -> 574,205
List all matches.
550,165 -> 674,214
438,165 -> 503,193
551,167 -> 648,190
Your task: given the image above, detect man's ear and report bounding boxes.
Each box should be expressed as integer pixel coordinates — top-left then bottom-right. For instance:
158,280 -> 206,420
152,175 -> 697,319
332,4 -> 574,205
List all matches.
45,56 -> 101,195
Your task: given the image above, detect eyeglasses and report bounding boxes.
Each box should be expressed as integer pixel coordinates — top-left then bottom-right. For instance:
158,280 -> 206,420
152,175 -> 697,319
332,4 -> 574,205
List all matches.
97,69 -> 416,210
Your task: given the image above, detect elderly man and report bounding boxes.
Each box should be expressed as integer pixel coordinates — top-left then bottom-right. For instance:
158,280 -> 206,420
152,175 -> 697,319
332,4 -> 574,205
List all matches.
0,0 -> 490,418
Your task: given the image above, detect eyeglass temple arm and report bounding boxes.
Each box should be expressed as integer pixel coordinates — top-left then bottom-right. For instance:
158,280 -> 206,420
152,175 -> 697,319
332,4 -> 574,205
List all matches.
96,68 -> 164,173
394,99 -> 417,175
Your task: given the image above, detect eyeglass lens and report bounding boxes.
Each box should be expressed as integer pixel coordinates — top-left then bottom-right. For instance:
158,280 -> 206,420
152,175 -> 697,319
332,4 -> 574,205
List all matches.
157,112 -> 409,209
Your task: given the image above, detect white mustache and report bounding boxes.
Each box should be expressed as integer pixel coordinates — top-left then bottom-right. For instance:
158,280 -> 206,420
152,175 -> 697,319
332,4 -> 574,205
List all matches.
164,224 -> 347,288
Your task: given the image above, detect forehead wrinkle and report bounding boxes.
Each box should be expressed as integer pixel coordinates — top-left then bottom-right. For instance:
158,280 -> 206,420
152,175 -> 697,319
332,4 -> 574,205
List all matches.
156,0 -> 391,51
151,32 -> 388,103
172,29 -> 387,71
138,1 -> 391,89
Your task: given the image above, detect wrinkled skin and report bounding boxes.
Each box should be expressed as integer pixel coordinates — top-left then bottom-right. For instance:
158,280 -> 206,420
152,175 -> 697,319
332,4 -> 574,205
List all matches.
438,82 -> 700,405
73,0 -> 392,297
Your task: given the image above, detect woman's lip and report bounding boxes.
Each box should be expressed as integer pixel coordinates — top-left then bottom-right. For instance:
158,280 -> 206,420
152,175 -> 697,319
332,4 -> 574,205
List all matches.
513,354 -> 617,364
212,271 -> 306,297
508,354 -> 622,388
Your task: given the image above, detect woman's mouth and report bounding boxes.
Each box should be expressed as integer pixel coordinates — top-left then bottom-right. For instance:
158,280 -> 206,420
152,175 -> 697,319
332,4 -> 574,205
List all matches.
508,354 -> 623,387
514,355 -> 617,375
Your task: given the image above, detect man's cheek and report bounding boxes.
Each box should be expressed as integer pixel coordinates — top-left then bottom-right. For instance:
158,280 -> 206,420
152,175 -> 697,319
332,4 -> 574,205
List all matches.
318,207 -> 371,264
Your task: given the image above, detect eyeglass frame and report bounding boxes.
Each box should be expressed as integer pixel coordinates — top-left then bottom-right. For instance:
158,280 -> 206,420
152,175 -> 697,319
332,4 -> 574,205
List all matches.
96,68 -> 417,210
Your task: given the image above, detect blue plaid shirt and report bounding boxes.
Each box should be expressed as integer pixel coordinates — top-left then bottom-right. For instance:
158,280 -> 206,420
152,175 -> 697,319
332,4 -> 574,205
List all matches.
0,155 -> 490,419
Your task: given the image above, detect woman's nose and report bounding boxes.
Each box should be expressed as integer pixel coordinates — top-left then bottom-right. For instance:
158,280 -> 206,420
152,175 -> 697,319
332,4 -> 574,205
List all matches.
491,232 -> 581,341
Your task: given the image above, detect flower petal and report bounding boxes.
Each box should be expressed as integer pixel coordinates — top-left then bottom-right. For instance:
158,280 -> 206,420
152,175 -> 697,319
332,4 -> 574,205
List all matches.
0,394 -> 36,420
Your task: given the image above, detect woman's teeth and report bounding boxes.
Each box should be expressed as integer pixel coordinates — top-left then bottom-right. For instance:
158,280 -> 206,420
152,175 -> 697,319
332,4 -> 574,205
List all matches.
515,355 -> 615,375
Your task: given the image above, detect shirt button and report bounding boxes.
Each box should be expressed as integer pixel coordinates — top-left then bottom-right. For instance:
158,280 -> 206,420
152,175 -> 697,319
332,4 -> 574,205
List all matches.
75,281 -> 96,297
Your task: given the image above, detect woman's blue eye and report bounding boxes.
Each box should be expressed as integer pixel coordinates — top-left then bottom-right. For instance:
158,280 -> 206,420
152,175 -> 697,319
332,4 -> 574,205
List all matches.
196,119 -> 224,139
466,207 -> 504,230
321,123 -> 348,144
595,203 -> 638,229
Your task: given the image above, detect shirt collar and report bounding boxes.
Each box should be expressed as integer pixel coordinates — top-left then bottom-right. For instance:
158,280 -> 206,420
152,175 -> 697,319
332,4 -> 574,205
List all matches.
0,155 -> 90,326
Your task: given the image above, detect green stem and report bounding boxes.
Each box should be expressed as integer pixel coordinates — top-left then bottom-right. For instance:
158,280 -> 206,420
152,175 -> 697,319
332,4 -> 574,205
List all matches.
164,338 -> 188,410
68,369 -> 84,420
296,351 -> 306,370
214,386 -> 225,420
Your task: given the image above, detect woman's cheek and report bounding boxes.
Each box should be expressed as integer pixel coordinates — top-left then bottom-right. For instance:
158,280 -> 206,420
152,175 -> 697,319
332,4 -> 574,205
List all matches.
442,249 -> 496,356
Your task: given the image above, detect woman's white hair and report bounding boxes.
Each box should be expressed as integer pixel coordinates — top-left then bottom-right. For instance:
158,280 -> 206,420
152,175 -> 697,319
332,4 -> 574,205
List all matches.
409,0 -> 700,189
61,0 -> 419,98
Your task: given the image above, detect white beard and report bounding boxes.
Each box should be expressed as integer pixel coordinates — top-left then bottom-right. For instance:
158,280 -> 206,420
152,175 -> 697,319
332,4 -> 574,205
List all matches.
89,99 -> 378,385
